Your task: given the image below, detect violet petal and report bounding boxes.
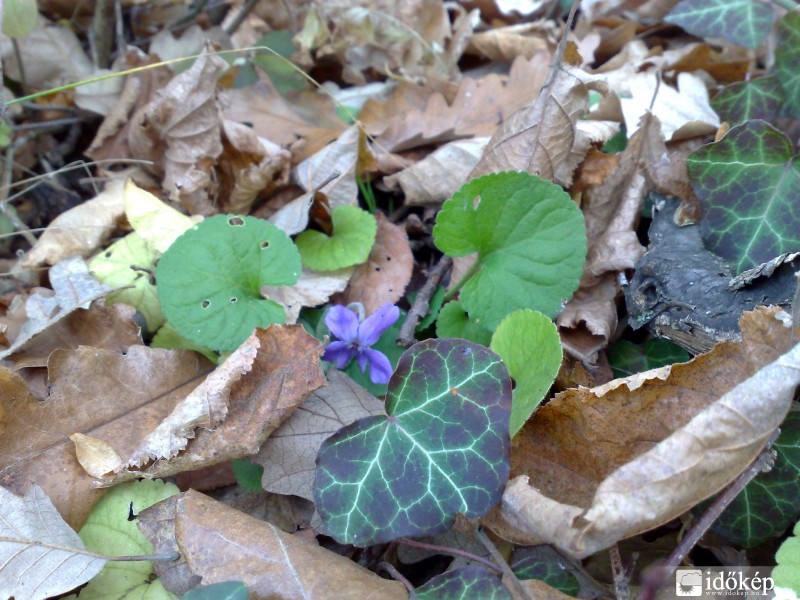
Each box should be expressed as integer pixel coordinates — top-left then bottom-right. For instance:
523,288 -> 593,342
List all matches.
356,350 -> 369,373
362,348 -> 393,385
358,303 -> 400,347
323,341 -> 356,369
325,305 -> 360,342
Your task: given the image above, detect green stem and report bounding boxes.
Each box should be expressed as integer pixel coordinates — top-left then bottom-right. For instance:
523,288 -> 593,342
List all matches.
443,260 -> 480,301
772,0 -> 799,11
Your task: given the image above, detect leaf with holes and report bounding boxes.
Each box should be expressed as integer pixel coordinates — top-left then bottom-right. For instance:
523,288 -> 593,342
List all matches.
90,232 -> 164,333
776,9 -> 800,118
687,120 -> 800,273
436,301 -> 492,346
711,77 -> 784,126
295,205 -> 377,271
157,215 -> 301,352
665,0 -> 775,48
711,411 -> 800,547
490,309 -> 561,437
314,339 -> 511,546
433,172 -> 586,329
415,566 -> 511,600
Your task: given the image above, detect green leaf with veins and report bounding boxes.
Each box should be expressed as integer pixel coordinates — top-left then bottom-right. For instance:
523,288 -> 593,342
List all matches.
156,215 -> 300,352
295,205 -> 377,271
776,9 -> 800,118
774,520 -> 800,594
711,411 -> 800,547
609,338 -> 690,378
90,232 -> 164,333
686,120 -> 800,273
436,301 -> 492,346
415,566 -> 512,600
314,339 -> 511,546
434,171 -> 586,329
711,77 -> 784,126
511,548 -> 580,597
665,0 -> 775,48
490,309 -> 561,437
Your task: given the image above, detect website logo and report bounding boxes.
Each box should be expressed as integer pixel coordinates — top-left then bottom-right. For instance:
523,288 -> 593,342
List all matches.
676,569 -> 703,596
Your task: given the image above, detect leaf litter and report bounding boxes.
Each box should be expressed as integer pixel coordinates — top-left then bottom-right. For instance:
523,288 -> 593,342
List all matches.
3,0 -> 800,597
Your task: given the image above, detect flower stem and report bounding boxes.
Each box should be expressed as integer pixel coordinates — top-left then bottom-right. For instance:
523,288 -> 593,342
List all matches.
443,260 -> 480,302
396,536 -> 502,575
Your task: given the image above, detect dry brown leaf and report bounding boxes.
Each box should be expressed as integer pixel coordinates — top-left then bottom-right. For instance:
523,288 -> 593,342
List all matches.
138,490 -> 407,599
129,53 -> 228,215
22,179 -> 125,269
361,53 -> 551,153
263,268 -> 353,323
488,307 -> 798,558
466,21 -> 556,62
340,213 -> 413,313
97,325 -> 325,485
383,138 -> 489,205
469,65 -> 608,186
0,257 -> 112,361
255,370 -> 386,501
0,346 -> 210,528
70,433 -> 123,478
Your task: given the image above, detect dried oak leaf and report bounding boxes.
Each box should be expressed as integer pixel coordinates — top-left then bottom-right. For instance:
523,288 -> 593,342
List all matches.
340,213 -> 413,313
129,53 -> 228,215
487,307 -> 799,558
97,325 -> 325,485
255,369 -> 386,501
0,346 -> 210,529
138,490 -> 406,599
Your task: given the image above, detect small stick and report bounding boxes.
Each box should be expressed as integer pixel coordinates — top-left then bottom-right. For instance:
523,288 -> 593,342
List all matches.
397,255 -> 452,346
637,433 -> 778,600
475,528 -> 534,600
397,536 -> 502,575
610,545 -> 630,600
378,561 -> 415,595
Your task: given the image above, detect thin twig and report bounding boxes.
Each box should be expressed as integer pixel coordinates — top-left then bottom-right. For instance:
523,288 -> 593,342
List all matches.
476,528 -> 534,600
610,545 -> 630,600
637,432 -> 779,600
224,0 -> 260,36
378,561 -> 415,595
397,536 -> 502,575
0,536 -> 178,562
397,255 -> 452,346
1,143 -> 38,247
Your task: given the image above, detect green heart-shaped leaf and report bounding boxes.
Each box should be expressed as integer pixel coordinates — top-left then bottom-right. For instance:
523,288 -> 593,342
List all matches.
295,205 -> 377,271
157,215 -> 301,351
711,77 -> 784,126
415,566 -> 511,600
314,339 -> 511,546
490,309 -> 561,437
776,9 -> 800,118
665,0 -> 775,48
687,120 -> 800,273
434,172 -> 586,329
436,301 -> 492,346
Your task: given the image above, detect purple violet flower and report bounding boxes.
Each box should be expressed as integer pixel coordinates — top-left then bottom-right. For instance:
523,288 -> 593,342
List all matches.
323,302 -> 400,384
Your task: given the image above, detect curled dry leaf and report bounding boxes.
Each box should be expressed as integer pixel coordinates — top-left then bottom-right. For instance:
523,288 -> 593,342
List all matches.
340,213 -> 413,313
69,433 -> 122,479
255,369 -> 386,502
97,325 -> 326,485
262,268 -> 353,323
129,53 -> 228,215
488,307 -> 799,558
0,346 -> 210,529
22,178 -> 126,269
0,257 -> 112,361
0,485 -> 106,600
292,125 -> 363,208
138,490 -> 406,599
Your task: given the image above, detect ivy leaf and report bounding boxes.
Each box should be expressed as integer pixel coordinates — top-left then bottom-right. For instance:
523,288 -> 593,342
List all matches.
415,566 -> 511,600
295,205 -> 377,271
490,309 -> 561,437
90,232 -> 164,333
774,520 -> 800,595
511,547 -> 580,597
665,0 -> 775,48
314,339 -> 511,546
72,479 -> 179,600
434,172 -> 586,329
711,77 -> 784,126
776,9 -> 800,118
156,215 -> 301,351
436,301 -> 493,346
711,411 -> 800,547
609,338 -> 690,378
686,120 -> 800,273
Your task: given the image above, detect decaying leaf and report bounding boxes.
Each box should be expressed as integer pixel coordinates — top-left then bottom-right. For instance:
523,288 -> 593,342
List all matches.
262,268 -> 353,323
0,257 -> 112,360
138,490 -> 407,599
340,213 -> 413,313
96,325 -> 326,485
0,485 -> 106,600
70,433 -> 123,479
255,369 -> 386,501
489,307 -> 799,558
